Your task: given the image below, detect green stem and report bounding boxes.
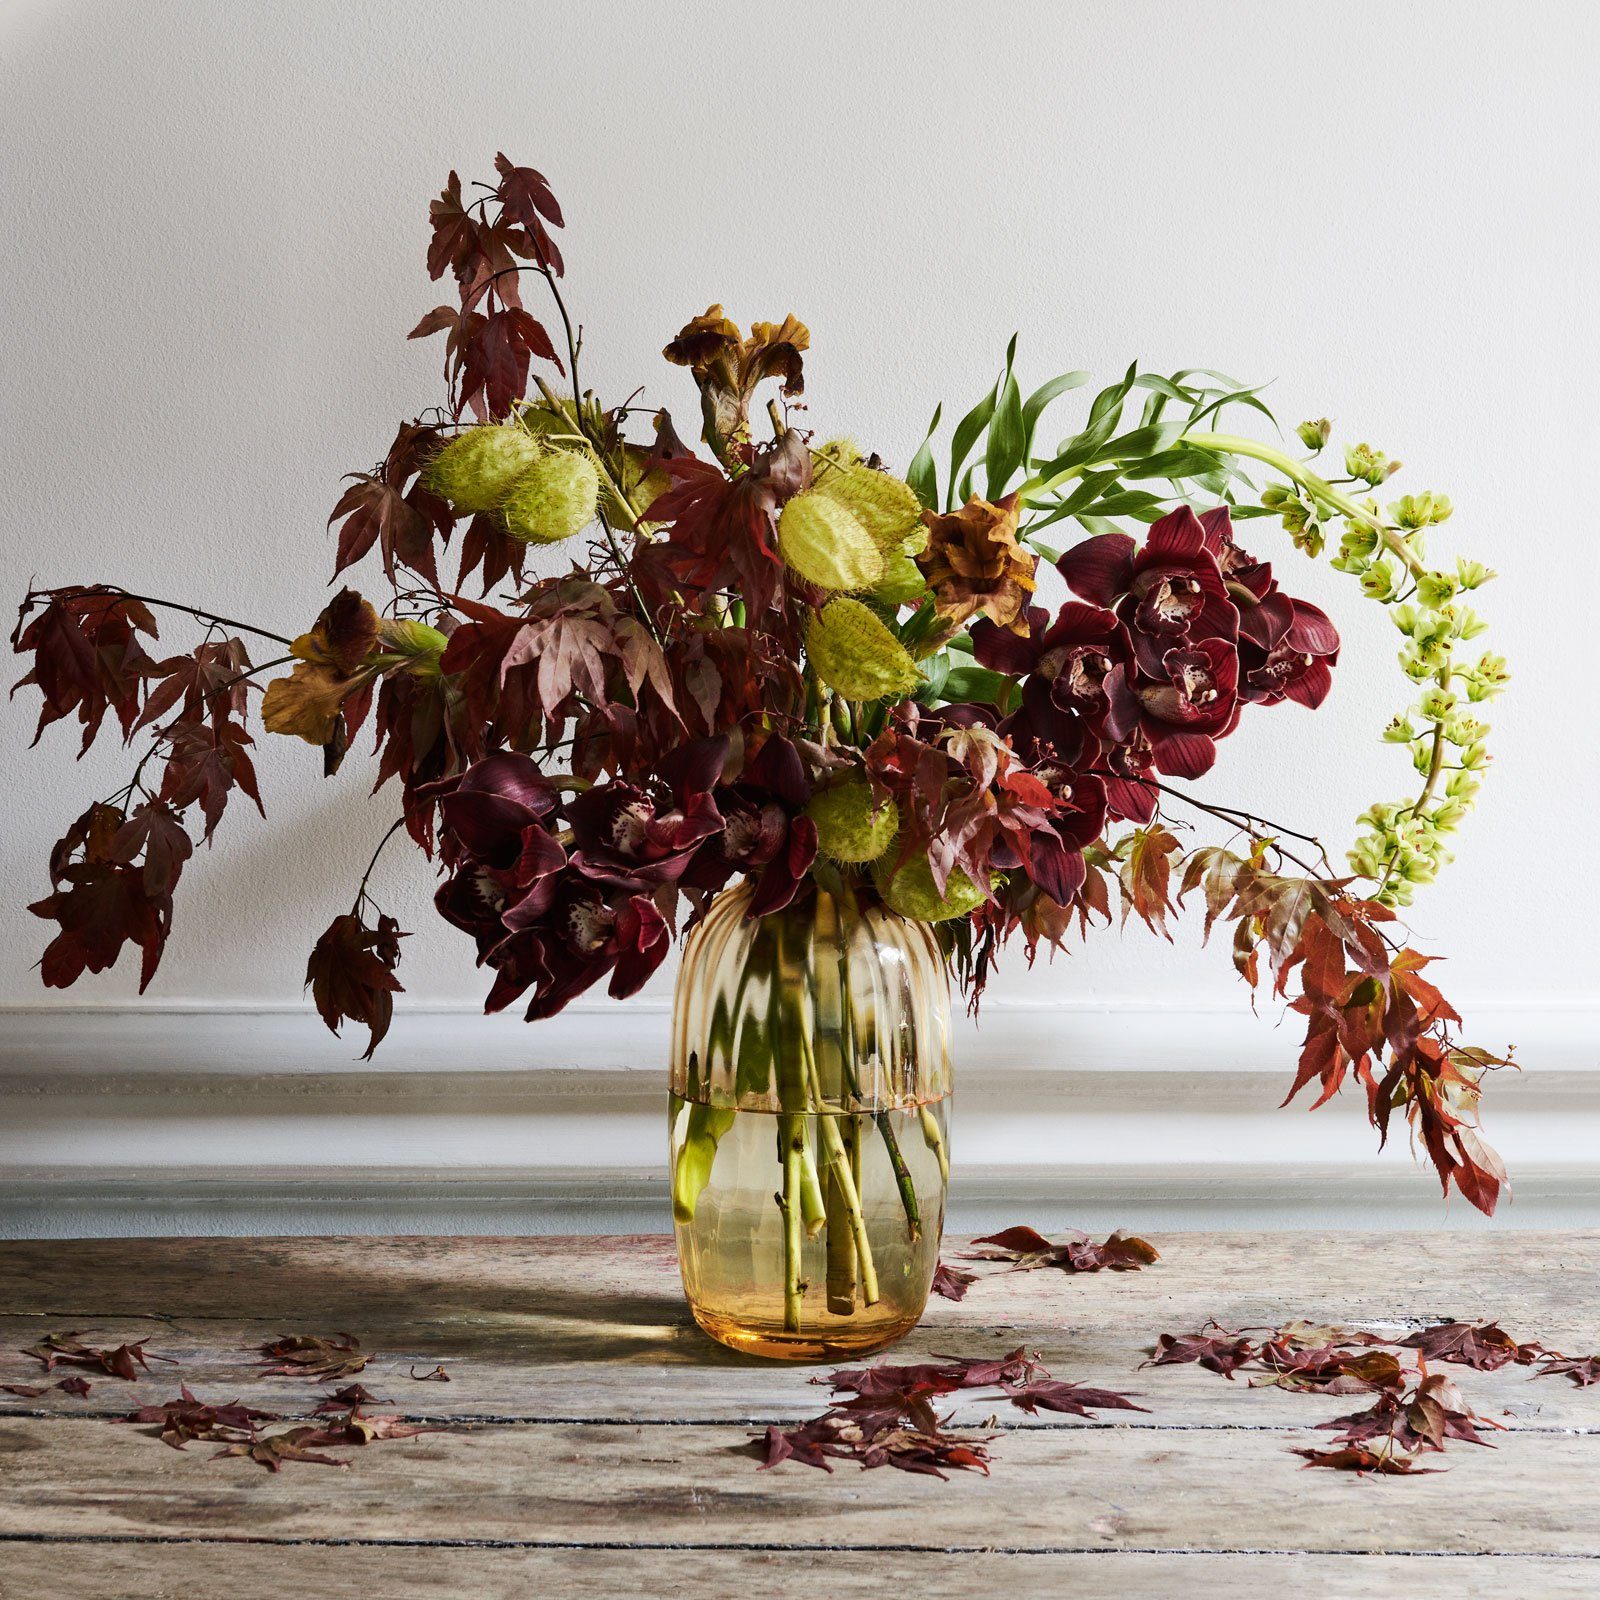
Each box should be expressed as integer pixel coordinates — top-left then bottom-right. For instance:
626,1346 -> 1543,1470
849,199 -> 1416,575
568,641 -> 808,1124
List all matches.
919,1104 -> 950,1184
1179,432 -> 1425,578
779,1128 -> 805,1333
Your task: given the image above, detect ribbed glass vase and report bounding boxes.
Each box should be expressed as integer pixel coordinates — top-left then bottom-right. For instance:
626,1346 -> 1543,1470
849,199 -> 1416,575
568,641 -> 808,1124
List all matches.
669,882 -> 952,1360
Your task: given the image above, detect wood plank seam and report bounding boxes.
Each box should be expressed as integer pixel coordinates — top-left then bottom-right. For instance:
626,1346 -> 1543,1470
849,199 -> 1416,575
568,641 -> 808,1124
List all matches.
1,1534 -> 1597,1560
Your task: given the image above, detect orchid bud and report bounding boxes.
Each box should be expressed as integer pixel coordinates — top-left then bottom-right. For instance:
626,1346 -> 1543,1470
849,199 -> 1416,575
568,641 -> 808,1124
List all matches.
1296,418 -> 1333,451
1458,741 -> 1490,771
1429,799 -> 1469,832
1446,771 -> 1482,801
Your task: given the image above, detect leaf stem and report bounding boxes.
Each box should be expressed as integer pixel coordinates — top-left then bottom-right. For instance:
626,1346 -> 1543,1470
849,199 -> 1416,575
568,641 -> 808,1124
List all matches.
352,816 -> 407,915
56,587 -> 294,648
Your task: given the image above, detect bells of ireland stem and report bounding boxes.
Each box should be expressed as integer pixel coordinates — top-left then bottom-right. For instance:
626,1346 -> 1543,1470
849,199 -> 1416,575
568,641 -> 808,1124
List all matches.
423,424 -> 545,514
501,450 -> 601,545
805,598 -> 921,703
778,492 -> 886,592
805,779 -> 899,865
873,849 -> 992,923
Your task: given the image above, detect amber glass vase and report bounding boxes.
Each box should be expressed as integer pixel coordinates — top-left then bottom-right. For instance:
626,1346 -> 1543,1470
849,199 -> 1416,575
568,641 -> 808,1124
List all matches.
669,882 -> 952,1360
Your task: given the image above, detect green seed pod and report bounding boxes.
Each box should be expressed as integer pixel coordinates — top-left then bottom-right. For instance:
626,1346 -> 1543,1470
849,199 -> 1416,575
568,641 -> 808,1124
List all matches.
501,451 -> 601,545
869,551 -> 930,608
423,425 -> 545,514
806,780 -> 899,865
873,850 -> 991,923
778,493 -> 886,592
814,462 -> 925,554
805,598 -> 921,703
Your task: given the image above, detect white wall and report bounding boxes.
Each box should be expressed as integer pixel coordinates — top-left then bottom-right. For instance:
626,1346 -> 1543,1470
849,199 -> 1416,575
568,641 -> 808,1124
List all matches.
3,0 -> 1596,1031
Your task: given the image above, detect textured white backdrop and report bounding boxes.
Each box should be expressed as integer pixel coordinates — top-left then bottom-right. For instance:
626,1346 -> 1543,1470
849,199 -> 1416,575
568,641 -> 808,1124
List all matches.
3,0 -> 1596,1023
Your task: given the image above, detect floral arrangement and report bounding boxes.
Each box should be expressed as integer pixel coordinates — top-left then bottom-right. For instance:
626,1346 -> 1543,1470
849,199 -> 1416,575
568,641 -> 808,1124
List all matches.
13,154 -> 1512,1211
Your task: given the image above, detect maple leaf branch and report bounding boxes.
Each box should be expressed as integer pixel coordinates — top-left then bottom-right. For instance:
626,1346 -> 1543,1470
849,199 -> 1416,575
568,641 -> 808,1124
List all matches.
351,816 -> 408,917
47,587 -> 295,649
1152,781 -> 1333,876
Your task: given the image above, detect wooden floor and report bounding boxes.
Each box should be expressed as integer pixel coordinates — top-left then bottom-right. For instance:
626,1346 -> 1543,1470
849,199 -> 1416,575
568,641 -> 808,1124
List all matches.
1,1232 -> 1597,1598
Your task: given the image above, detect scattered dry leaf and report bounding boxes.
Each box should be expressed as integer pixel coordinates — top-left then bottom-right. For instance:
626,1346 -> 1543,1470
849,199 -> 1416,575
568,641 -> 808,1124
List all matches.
256,1332 -> 368,1381
119,1385 -> 278,1449
965,1226 -> 1159,1274
212,1426 -> 351,1472
20,1332 -> 173,1382
930,1262 -> 976,1301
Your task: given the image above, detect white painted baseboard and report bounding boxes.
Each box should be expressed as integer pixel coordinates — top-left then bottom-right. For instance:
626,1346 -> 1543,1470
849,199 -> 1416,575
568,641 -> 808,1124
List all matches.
2,1003 -> 1595,1236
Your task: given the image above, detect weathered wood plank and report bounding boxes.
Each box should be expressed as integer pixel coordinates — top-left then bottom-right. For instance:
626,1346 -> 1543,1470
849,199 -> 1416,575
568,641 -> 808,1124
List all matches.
8,1232 -> 1596,1330
1,1311 -> 1594,1432
3,1543 -> 1597,1600
2,1417 -> 1596,1555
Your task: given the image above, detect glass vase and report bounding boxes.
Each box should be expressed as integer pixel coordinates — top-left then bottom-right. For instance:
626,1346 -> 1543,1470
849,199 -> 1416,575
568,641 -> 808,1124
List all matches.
669,882 -> 952,1360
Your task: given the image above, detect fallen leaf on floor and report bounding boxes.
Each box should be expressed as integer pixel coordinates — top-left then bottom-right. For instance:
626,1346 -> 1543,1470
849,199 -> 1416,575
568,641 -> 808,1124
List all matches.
256,1332 -> 368,1381
2,1376 -> 95,1398
1534,1353 -> 1600,1388
1398,1321 -> 1544,1371
763,1347 -> 1144,1476
1143,1326 -> 1260,1378
964,1226 -> 1159,1274
119,1385 -> 279,1450
1316,1372 -> 1501,1456
1293,1444 -> 1438,1475
930,1262 -> 976,1301
20,1332 -> 173,1382
212,1426 -> 351,1472
313,1383 -> 389,1412
1000,1378 -> 1148,1417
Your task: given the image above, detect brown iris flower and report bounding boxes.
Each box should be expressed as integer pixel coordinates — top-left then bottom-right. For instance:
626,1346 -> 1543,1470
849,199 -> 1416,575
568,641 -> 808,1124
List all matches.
916,492 -> 1038,636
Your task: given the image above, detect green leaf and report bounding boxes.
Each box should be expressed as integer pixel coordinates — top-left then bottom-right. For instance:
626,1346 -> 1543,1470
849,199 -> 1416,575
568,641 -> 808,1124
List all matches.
1021,371 -> 1091,459
939,664 -> 1022,713
985,354 -> 1025,500
1098,419 -> 1188,464
1189,384 -> 1278,430
1087,361 -> 1138,427
906,402 -> 941,511
948,361 -> 1001,508
914,650 -> 952,704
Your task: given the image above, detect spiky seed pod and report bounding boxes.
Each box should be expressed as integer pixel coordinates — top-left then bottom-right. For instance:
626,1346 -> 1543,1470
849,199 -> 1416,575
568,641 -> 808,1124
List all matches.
806,780 -> 899,865
778,493 -> 886,592
423,425 -> 545,514
870,551 -> 931,608
873,851 -> 991,923
815,462 -> 926,556
805,598 -> 921,702
501,451 -> 601,545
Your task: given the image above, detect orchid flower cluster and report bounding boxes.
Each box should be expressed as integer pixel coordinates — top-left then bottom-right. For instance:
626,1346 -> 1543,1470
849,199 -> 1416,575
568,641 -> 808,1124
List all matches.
12,156 -> 1512,1211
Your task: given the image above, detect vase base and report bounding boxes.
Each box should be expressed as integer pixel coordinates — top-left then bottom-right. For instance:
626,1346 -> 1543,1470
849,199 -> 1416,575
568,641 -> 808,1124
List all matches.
689,1302 -> 922,1363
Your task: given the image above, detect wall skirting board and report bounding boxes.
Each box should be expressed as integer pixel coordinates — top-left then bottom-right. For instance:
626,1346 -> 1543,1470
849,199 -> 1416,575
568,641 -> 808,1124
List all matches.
2,1003 -> 1595,1237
